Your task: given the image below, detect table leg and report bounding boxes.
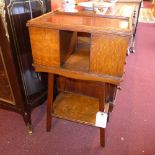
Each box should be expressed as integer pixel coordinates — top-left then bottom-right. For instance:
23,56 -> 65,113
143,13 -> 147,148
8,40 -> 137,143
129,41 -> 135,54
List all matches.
100,128 -> 105,147
47,73 -> 54,131
99,84 -> 105,147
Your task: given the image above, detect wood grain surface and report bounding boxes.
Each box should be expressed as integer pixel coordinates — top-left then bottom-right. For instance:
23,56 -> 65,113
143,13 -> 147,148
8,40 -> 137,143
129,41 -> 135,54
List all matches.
90,33 -> 129,77
29,27 -> 60,67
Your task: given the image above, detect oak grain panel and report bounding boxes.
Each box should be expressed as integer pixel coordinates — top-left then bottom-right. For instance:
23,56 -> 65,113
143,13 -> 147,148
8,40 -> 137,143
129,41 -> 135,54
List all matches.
53,92 -> 99,125
90,33 -> 129,77
29,27 -> 60,67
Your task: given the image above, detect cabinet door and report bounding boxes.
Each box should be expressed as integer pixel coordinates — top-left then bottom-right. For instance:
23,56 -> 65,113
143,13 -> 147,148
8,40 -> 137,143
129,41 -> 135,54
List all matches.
0,47 -> 15,104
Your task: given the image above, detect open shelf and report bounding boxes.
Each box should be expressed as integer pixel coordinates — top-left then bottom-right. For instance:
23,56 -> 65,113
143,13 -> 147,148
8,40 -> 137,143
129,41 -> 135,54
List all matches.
62,47 -> 90,72
61,35 -> 90,73
53,92 -> 109,126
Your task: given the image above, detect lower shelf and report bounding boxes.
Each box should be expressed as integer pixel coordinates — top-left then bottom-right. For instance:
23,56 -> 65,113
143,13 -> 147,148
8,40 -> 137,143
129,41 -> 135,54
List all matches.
53,92 -> 109,126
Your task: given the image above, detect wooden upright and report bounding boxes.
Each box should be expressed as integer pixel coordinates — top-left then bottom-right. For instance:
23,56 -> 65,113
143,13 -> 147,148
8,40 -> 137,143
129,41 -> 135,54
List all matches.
27,1 -> 141,146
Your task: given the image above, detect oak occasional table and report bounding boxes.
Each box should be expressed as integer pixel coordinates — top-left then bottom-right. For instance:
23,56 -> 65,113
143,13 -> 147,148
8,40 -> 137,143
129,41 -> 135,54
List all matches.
27,1 -> 140,146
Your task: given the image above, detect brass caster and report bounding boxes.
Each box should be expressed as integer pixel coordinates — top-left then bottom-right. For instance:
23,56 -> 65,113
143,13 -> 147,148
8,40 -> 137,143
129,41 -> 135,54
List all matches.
129,47 -> 135,53
27,123 -> 33,134
117,86 -> 122,90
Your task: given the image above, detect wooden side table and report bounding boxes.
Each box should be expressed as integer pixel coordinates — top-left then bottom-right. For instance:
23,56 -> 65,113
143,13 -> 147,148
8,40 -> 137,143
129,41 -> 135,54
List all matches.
27,5 -> 137,146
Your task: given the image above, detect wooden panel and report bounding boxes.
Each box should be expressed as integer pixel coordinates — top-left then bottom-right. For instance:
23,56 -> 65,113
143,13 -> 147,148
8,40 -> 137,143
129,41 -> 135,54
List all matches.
58,76 -> 104,98
90,33 -> 129,77
29,27 -> 60,67
58,76 -> 117,106
60,31 -> 77,65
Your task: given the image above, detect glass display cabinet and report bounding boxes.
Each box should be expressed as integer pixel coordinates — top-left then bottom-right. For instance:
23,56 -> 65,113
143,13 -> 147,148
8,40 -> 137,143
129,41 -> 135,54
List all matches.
0,0 -> 51,132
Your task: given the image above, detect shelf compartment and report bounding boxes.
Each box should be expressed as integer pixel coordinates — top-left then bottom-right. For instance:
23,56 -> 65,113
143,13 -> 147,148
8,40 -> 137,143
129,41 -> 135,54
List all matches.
62,47 -> 90,72
62,36 -> 91,72
53,92 -> 109,126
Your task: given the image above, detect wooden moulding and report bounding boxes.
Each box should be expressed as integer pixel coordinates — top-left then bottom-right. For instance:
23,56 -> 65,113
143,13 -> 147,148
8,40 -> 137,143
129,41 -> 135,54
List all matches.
52,92 -> 109,126
34,64 -> 121,85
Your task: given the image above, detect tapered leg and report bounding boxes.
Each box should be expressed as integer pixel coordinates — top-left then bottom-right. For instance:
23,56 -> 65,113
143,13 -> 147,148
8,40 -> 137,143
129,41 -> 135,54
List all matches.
99,84 -> 105,147
100,128 -> 105,147
47,73 -> 54,132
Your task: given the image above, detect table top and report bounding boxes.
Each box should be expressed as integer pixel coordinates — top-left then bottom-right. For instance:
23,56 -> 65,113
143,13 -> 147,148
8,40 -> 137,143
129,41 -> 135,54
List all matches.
27,1 -> 141,35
